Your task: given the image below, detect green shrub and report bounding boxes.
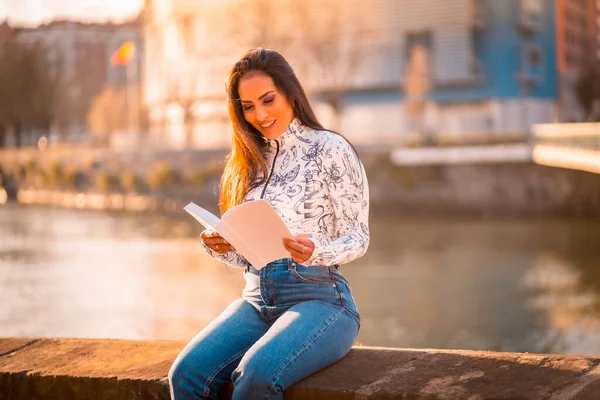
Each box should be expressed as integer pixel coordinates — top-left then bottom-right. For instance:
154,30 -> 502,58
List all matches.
85,156 -> 98,170
388,166 -> 415,189
22,159 -> 38,186
14,164 -> 26,182
147,161 -> 176,190
120,170 -> 136,192
24,159 -> 36,173
63,168 -> 80,189
47,161 -> 63,187
204,159 -> 223,177
96,172 -> 114,192
34,170 -> 48,187
187,169 -> 207,186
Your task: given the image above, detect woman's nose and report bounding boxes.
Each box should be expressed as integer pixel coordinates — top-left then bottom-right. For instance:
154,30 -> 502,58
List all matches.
256,106 -> 268,121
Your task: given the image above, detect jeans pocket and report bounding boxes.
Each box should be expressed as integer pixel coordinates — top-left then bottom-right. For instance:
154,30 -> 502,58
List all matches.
291,263 -> 336,286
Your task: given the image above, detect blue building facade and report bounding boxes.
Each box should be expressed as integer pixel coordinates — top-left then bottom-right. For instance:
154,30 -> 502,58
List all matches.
311,0 -> 563,144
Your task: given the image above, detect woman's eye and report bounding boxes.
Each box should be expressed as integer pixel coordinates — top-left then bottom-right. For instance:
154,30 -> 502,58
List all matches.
263,97 -> 274,104
242,105 -> 254,111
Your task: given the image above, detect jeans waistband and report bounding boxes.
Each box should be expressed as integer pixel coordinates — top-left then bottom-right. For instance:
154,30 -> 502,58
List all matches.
246,258 -> 340,275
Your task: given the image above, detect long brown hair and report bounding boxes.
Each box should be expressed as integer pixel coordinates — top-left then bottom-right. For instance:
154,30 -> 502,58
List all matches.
220,48 -> 325,214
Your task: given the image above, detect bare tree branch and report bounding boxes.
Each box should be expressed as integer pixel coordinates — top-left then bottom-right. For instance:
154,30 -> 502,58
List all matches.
0,39 -> 70,147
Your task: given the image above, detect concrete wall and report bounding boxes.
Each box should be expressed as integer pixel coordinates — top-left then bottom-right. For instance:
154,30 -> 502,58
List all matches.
2,338 -> 600,399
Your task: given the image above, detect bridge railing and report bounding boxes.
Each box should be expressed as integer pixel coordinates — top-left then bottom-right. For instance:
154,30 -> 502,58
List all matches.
531,123 -> 600,174
533,122 -> 600,150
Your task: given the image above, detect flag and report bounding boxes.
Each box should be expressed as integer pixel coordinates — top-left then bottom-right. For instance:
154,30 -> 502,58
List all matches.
111,41 -> 136,65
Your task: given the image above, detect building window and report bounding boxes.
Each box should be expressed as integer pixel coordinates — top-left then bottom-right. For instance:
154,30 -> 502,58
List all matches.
521,43 -> 544,81
519,0 -> 543,32
405,31 -> 433,72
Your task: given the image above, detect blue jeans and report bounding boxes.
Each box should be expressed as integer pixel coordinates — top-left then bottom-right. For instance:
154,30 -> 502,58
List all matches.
169,258 -> 360,400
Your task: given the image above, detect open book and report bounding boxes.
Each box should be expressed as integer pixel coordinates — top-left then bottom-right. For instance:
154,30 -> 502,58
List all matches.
184,199 -> 295,270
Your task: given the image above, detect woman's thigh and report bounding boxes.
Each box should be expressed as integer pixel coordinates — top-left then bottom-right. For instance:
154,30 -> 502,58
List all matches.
231,300 -> 359,399
169,299 -> 269,399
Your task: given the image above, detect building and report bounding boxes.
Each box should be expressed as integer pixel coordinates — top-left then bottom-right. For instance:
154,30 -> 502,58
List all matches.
556,0 -> 599,121
15,19 -> 142,143
142,0 -> 597,149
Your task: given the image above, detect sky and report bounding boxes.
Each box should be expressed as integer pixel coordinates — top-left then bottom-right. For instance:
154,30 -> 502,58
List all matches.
0,0 -> 144,26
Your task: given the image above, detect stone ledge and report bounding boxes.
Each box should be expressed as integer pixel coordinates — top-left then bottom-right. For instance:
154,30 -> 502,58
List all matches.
1,337 -> 600,399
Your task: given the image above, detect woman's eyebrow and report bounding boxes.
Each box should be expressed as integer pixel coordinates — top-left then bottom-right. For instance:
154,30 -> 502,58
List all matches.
241,91 -> 275,103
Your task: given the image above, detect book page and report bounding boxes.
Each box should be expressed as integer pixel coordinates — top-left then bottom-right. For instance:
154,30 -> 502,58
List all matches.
183,203 -> 221,232
221,200 -> 295,270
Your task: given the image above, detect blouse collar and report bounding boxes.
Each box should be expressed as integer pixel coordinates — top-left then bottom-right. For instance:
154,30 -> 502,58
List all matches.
263,118 -> 303,149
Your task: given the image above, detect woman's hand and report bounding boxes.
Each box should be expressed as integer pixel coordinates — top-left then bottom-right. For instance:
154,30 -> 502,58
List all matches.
283,234 -> 315,264
201,230 -> 235,254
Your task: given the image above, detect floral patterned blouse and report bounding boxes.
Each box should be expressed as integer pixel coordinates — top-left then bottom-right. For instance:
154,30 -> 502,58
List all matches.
202,118 -> 370,268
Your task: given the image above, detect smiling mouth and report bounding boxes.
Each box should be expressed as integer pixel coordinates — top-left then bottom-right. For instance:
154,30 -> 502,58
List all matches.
260,120 -> 275,129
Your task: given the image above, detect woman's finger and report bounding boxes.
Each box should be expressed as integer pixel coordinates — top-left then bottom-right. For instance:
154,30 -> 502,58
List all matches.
210,243 -> 235,254
201,231 -> 235,253
283,239 -> 312,262
202,235 -> 231,246
215,244 -> 235,253
285,239 -> 303,253
295,236 -> 315,252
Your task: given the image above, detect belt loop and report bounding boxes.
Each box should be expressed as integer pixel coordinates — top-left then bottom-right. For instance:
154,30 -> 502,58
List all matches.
287,257 -> 293,270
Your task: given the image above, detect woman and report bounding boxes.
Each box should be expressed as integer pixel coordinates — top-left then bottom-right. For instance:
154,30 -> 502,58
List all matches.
169,48 -> 370,400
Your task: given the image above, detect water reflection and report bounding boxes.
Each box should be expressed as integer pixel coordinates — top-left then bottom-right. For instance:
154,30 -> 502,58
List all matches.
525,252 -> 600,354
1,202 -> 600,354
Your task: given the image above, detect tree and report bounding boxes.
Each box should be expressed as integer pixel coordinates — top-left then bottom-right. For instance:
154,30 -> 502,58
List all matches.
0,39 -> 69,147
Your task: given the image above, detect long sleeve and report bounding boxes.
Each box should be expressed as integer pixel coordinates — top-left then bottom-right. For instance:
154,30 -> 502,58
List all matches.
304,137 -> 370,266
201,230 -> 251,269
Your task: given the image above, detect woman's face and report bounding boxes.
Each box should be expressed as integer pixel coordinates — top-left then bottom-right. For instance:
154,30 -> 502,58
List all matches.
238,71 -> 294,140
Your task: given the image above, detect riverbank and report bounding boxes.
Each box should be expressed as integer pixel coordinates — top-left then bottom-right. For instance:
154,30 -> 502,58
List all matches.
1,337 -> 600,399
2,146 -> 600,217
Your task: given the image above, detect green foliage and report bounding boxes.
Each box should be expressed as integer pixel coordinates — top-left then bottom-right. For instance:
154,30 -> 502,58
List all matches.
85,156 -> 98,170
47,161 -> 63,187
63,168 -> 80,190
388,166 -> 415,189
96,172 -> 114,193
22,159 -> 38,186
187,169 -> 207,186
120,170 -> 136,192
204,159 -> 224,177
14,164 -> 26,183
24,159 -> 36,173
369,154 -> 415,189
34,170 -> 48,187
147,160 -> 176,190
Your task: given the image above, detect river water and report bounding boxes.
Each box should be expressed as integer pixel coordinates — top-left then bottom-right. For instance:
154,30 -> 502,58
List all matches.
2,202 -> 600,354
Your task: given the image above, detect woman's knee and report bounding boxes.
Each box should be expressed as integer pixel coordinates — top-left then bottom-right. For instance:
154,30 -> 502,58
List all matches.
168,355 -> 186,388
169,352 -> 214,399
231,358 -> 282,399
169,355 -> 193,394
